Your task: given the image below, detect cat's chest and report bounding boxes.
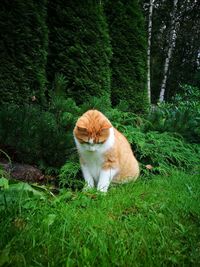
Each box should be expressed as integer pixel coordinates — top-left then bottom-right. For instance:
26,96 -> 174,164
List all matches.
81,151 -> 104,180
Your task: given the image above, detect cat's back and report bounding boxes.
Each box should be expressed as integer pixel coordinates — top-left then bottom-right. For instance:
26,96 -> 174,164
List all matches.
114,127 -> 133,154
112,127 -> 139,183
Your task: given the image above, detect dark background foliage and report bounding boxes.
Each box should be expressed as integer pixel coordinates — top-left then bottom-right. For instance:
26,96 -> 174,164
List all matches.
0,0 -> 48,105
105,0 -> 149,113
0,0 -> 199,172
47,0 -> 112,104
145,0 -> 200,102
0,2 -> 199,266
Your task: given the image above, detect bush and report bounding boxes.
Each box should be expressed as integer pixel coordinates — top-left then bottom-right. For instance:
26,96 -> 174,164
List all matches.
47,0 -> 112,104
105,0 -> 149,113
0,0 -> 48,105
146,84 -> 200,143
0,96 -> 80,173
106,109 -> 200,175
59,161 -> 83,190
1,97 -> 199,180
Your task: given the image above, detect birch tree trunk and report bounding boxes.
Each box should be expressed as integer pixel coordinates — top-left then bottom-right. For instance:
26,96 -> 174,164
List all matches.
147,0 -> 154,105
159,0 -> 179,103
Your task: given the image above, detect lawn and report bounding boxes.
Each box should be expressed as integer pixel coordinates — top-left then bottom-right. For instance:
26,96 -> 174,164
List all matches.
0,170 -> 200,267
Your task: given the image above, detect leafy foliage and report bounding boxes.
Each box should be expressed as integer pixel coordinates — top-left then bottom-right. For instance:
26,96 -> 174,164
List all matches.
59,161 -> 83,190
146,85 -> 200,143
0,1 -> 149,114
104,108 -> 200,175
146,0 -> 200,102
1,95 -> 199,178
0,0 -> 48,105
0,96 -> 80,171
105,0 -> 149,113
166,2 -> 200,99
47,0 -> 112,104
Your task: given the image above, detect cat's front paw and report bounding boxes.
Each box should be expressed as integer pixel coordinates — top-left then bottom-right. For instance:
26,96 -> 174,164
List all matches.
97,186 -> 108,193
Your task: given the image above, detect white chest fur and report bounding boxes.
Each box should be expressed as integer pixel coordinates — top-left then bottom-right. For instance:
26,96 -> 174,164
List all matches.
74,127 -> 115,183
80,150 -> 103,182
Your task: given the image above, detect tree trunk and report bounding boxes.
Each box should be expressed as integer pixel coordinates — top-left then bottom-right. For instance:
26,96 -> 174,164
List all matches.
159,0 -> 179,103
147,0 -> 154,105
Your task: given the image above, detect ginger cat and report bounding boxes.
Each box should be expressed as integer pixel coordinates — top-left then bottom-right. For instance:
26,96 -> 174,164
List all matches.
73,110 -> 139,192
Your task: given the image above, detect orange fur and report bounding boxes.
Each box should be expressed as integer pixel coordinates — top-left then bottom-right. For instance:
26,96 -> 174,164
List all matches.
74,110 -> 111,144
74,110 -> 139,185
103,128 -> 139,183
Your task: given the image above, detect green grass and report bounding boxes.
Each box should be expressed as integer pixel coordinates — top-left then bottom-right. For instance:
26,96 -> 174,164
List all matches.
0,171 -> 200,267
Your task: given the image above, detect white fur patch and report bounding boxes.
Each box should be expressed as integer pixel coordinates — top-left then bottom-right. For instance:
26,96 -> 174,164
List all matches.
89,138 -> 94,144
74,127 -> 115,154
74,127 -> 116,186
97,168 -> 118,192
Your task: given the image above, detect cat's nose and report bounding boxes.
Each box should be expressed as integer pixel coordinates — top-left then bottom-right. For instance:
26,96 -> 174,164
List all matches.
89,146 -> 96,151
88,138 -> 94,144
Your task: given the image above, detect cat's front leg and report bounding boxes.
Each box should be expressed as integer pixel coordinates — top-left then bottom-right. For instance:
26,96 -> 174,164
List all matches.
81,164 -> 94,189
97,168 -> 118,192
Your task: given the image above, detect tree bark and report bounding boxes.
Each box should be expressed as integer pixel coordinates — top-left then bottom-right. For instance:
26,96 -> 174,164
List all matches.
159,0 -> 179,103
147,0 -> 154,105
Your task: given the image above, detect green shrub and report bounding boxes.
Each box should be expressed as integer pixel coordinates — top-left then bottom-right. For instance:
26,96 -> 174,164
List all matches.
173,84 -> 200,109
105,0 -> 149,113
0,0 -> 48,105
59,161 -> 83,190
132,130 -> 199,174
80,95 -> 111,115
106,109 -> 200,175
47,0 -> 112,104
146,85 -> 200,143
0,96 -> 80,172
1,96 -> 199,179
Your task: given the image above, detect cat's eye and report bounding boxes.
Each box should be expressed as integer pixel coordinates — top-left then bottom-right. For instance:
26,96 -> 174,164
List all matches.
98,141 -> 104,144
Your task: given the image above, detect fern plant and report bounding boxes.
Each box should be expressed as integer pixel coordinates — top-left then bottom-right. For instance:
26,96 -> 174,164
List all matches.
123,127 -> 200,175
59,161 -> 83,190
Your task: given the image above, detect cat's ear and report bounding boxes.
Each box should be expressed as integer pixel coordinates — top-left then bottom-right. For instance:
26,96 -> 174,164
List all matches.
77,126 -> 87,132
101,121 -> 112,131
76,123 -> 88,132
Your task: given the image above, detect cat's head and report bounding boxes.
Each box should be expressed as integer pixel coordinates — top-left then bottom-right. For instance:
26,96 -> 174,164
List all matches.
73,110 -> 112,152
